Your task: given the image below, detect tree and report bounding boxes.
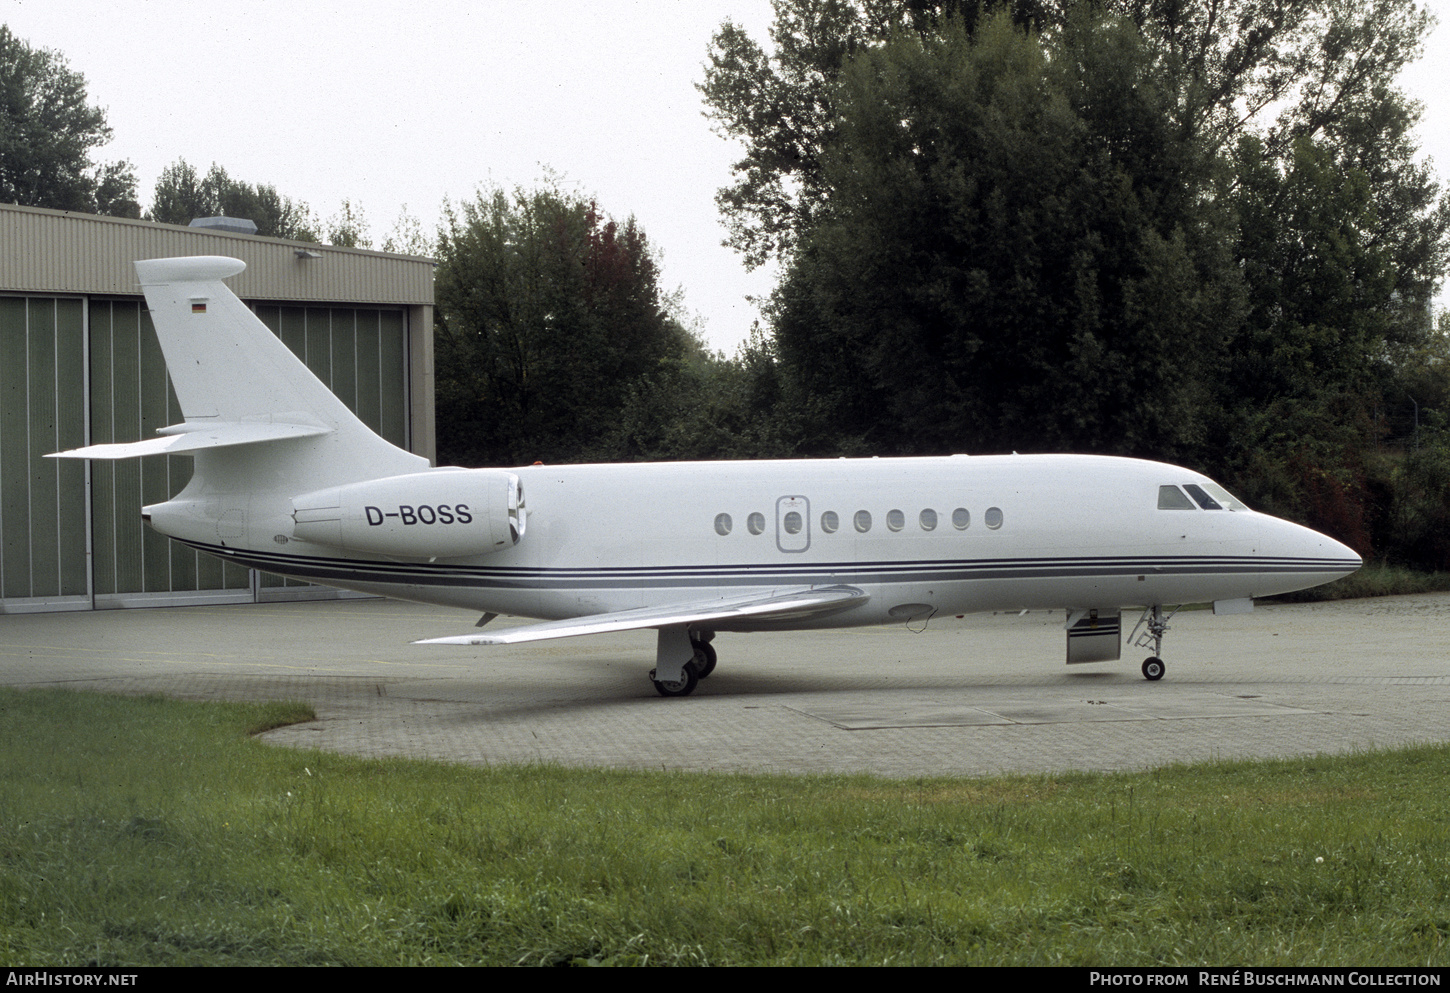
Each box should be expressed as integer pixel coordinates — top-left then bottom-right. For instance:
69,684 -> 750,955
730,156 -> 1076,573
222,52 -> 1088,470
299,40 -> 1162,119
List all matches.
700,0 -> 1052,270
703,0 -> 1450,552
324,199 -> 371,249
149,159 -> 319,241
765,9 -> 1242,456
379,205 -> 434,257
702,0 -> 1443,272
433,183 -> 698,466
0,25 -> 138,216
1200,0 -> 1450,548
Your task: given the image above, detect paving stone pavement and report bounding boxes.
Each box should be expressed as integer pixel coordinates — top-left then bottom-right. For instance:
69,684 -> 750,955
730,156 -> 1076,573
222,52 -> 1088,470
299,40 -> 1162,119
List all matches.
2,593 -> 1446,777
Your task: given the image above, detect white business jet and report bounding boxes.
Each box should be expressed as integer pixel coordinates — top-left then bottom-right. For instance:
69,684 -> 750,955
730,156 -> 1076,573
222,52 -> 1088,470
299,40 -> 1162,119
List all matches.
52,257 -> 1361,696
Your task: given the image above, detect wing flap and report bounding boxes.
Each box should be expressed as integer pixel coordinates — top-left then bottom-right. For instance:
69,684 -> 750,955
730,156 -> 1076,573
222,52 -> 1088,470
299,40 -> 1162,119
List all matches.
415,585 -> 869,646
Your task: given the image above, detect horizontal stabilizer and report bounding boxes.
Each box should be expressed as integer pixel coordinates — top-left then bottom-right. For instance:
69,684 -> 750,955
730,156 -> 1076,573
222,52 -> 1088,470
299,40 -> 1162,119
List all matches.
48,421 -> 333,460
416,585 -> 870,647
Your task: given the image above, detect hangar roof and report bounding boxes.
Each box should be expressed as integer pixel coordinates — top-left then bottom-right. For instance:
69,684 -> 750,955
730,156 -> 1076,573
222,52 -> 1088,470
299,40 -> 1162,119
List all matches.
0,203 -> 433,305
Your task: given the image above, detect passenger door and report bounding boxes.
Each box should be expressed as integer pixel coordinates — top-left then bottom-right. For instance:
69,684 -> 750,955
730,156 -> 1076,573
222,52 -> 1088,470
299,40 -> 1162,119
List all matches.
776,495 -> 810,553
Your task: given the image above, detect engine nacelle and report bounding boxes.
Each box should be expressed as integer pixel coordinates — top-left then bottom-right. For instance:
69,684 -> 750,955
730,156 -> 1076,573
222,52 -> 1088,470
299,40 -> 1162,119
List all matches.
290,469 -> 525,559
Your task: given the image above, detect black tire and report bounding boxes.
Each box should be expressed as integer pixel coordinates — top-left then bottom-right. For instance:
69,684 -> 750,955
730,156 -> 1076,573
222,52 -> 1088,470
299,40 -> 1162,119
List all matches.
650,666 -> 699,697
689,640 -> 718,679
1142,656 -> 1165,681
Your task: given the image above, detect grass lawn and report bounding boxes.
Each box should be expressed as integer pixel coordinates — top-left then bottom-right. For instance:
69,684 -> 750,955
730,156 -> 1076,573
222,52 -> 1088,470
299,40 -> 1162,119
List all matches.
3,687 -> 1449,966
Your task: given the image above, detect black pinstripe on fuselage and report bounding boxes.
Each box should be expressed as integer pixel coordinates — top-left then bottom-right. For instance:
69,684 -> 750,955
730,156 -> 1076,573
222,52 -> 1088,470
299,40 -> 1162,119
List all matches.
180,537 -> 1359,592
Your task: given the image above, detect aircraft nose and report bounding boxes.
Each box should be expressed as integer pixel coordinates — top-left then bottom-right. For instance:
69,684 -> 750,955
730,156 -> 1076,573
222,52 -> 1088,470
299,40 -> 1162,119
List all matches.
1257,514 -> 1362,596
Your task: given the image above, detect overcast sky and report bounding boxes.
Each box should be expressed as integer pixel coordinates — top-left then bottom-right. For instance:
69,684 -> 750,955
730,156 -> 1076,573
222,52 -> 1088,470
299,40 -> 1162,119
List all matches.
4,0 -> 1449,352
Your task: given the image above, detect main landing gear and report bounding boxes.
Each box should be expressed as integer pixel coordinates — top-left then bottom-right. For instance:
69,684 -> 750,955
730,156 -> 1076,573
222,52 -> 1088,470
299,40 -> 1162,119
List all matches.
649,630 -> 716,697
649,665 -> 698,697
690,636 -> 717,679
1129,605 -> 1176,682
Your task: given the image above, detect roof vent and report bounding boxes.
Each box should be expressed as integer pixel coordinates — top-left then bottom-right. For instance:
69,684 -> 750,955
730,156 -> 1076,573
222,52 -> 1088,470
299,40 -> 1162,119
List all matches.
188,216 -> 258,236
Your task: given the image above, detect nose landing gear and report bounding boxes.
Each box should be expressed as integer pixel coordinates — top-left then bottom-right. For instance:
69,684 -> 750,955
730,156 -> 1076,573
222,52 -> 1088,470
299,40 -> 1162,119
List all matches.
1129,605 -> 1177,681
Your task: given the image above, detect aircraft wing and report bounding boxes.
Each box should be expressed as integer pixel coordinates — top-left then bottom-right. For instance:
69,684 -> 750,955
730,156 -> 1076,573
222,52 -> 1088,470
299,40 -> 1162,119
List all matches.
414,584 -> 869,646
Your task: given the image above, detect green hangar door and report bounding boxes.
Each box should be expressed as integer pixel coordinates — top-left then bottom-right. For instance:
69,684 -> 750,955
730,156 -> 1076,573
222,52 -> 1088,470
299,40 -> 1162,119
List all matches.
0,297 -> 88,608
0,297 -> 409,611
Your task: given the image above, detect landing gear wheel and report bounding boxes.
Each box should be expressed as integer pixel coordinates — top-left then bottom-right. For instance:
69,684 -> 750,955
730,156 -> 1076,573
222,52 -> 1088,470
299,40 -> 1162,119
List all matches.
1142,657 -> 1165,681
649,666 -> 699,697
689,640 -> 717,679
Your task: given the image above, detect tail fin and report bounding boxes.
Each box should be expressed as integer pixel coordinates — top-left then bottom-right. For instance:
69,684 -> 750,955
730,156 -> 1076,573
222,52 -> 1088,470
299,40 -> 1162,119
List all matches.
53,257 -> 425,487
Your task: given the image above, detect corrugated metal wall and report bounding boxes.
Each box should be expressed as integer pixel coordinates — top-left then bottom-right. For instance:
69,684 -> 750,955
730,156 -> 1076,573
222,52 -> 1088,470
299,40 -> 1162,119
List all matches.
0,203 -> 434,305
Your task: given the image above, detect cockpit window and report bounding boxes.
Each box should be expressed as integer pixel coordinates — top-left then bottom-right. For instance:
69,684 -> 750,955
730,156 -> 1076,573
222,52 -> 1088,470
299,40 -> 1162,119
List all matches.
1157,485 -> 1196,510
1200,482 -> 1248,511
1183,484 -> 1223,510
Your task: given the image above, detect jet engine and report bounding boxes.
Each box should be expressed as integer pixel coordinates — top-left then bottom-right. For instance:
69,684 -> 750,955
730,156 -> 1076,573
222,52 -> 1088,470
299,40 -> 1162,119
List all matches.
290,469 -> 525,559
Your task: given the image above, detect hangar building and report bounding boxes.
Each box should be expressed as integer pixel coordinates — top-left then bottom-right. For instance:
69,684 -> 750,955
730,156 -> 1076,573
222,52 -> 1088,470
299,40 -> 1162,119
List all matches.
0,203 -> 436,612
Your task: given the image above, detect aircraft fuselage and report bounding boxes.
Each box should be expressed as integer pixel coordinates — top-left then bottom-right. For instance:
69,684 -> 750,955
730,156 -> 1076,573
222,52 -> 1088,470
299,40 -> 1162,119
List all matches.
150,452 -> 1357,630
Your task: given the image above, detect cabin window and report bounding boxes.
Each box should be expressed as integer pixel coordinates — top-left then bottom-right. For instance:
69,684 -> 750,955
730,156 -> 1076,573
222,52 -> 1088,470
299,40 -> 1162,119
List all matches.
919,508 -> 938,531
985,507 -> 1003,529
1183,484 -> 1223,510
783,510 -> 803,535
952,508 -> 970,530
747,512 -> 766,535
887,509 -> 905,531
1157,485 -> 1196,510
714,513 -> 733,536
821,511 -> 839,534
854,510 -> 872,533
